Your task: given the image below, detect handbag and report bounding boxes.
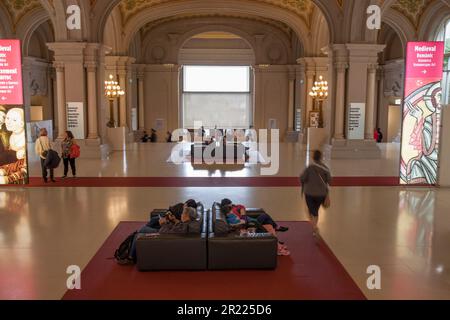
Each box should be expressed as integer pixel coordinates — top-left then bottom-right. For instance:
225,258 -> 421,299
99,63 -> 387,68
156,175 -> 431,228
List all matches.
314,165 -> 331,209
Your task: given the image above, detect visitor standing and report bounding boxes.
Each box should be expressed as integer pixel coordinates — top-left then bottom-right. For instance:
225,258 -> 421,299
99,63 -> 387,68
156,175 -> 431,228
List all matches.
61,131 -> 78,178
35,128 -> 55,183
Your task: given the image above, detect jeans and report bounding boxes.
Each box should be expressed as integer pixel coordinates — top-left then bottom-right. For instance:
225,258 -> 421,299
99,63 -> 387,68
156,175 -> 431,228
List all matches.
130,225 -> 159,261
40,158 -> 54,181
63,157 -> 76,176
256,213 -> 278,229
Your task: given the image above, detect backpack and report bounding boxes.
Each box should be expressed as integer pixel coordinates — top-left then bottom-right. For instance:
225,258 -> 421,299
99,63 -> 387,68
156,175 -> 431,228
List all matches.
44,149 -> 61,169
114,231 -> 138,262
70,144 -> 80,158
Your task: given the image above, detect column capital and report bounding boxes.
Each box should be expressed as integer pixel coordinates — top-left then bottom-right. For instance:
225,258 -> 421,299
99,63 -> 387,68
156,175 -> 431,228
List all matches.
334,62 -> 348,72
137,72 -> 145,80
368,63 -> 378,73
306,70 -> 316,78
53,62 -> 65,72
84,62 -> 97,72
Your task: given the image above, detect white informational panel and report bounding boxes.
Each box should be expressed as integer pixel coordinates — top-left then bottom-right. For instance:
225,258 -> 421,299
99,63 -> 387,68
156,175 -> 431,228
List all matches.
66,102 -> 85,140
347,103 -> 365,140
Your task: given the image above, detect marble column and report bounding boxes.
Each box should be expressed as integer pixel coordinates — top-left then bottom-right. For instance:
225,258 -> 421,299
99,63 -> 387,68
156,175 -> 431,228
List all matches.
55,62 -> 66,139
86,63 -> 98,139
287,68 -> 296,131
137,70 -> 145,131
334,62 -> 348,139
365,64 -> 378,139
118,71 -> 127,127
305,70 -> 316,127
295,64 -> 306,132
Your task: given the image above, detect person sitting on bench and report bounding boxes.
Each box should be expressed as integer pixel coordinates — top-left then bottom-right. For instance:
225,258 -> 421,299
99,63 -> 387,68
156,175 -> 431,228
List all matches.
121,207 -> 200,265
147,199 -> 198,230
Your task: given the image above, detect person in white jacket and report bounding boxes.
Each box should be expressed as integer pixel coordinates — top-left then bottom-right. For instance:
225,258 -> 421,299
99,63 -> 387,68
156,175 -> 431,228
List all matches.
35,128 -> 55,183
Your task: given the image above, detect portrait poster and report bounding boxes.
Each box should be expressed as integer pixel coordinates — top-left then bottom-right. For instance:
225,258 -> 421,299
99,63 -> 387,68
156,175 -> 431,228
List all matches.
0,105 -> 28,185
400,42 -> 444,185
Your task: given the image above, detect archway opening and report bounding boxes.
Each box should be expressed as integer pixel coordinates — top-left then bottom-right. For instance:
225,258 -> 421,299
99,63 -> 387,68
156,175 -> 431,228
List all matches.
179,31 -> 255,130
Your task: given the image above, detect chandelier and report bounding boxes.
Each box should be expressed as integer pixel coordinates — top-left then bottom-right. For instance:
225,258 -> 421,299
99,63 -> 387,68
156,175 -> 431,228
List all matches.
308,75 -> 328,128
104,74 -> 125,128
309,75 -> 329,101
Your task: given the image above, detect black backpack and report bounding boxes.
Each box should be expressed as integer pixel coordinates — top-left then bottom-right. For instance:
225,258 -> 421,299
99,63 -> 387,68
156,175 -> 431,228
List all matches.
43,149 -> 61,169
114,231 -> 138,262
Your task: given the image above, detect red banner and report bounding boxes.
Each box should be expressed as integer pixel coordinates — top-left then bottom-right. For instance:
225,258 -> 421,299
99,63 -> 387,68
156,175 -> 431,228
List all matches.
400,42 -> 444,185
0,40 -> 23,105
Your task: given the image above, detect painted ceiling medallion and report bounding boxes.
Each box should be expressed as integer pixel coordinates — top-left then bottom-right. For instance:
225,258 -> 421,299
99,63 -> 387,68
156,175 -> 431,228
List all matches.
391,0 -> 434,29
120,0 -> 316,27
2,0 -> 41,26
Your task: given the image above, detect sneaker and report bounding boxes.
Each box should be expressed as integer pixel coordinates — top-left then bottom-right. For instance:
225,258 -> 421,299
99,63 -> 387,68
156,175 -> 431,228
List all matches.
276,226 -> 289,232
277,247 -> 291,256
61,175 -> 67,179
51,179 -> 56,183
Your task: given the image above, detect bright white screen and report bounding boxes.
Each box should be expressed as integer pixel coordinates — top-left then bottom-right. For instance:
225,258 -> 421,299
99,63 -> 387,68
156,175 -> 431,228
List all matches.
184,66 -> 250,92
183,66 -> 252,128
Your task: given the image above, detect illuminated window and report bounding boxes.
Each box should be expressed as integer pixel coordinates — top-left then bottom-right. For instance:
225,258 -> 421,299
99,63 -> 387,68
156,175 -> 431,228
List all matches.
182,66 -> 252,129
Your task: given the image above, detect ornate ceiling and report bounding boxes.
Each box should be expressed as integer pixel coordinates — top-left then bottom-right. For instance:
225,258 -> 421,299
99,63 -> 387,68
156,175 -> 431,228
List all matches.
1,0 -> 42,26
120,0 -> 316,28
139,13 -> 294,38
391,0 -> 435,30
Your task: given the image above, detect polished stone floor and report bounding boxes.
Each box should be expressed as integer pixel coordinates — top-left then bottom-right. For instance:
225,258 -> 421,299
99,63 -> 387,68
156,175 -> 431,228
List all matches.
1,142 -> 449,300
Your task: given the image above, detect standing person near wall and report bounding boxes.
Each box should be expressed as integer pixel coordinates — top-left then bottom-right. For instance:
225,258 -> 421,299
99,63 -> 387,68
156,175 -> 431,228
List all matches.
35,128 -> 55,183
376,128 -> 383,143
300,150 -> 332,237
61,131 -> 79,179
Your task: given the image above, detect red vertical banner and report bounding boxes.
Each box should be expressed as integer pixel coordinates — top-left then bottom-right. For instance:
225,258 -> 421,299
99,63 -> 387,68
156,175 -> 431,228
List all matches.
400,42 -> 444,185
0,39 -> 28,185
0,39 -> 23,105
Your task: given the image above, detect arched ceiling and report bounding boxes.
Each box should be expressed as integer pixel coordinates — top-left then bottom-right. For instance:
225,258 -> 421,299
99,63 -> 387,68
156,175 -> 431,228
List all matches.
139,13 -> 294,39
119,0 -> 318,28
1,0 -> 42,27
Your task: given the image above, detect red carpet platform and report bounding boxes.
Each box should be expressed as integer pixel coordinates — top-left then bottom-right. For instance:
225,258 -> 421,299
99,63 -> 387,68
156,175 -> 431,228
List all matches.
23,176 -> 400,188
62,221 -> 366,300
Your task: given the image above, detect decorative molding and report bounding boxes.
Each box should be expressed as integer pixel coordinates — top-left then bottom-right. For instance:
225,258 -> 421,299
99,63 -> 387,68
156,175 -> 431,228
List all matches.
391,0 -> 435,30
139,13 -> 293,39
119,0 -> 316,28
2,0 -> 42,27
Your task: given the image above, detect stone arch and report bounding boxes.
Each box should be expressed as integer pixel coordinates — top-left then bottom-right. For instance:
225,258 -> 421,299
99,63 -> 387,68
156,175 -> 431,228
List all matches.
15,7 -> 52,56
93,0 -> 335,55
417,1 -> 450,40
0,2 -> 13,38
382,8 -> 416,49
49,0 -> 92,41
174,25 -> 258,64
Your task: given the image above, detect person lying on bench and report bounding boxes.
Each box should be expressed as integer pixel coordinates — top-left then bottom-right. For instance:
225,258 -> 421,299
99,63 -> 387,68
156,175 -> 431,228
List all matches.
220,199 -> 290,256
121,207 -> 200,265
147,199 -> 198,229
220,198 -> 288,232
